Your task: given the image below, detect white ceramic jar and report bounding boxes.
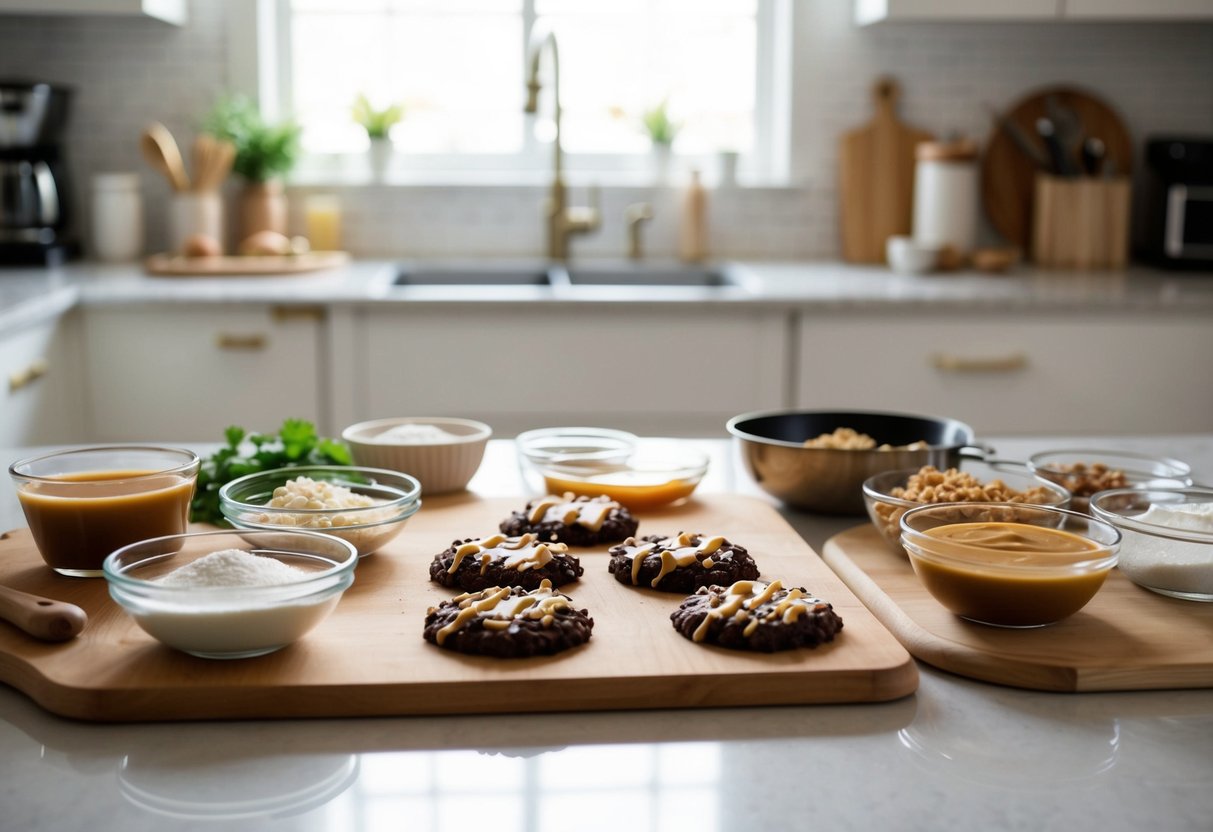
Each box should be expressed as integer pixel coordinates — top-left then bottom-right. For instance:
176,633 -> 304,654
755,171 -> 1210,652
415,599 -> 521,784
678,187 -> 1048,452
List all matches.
912,139 -> 979,258
91,172 -> 144,262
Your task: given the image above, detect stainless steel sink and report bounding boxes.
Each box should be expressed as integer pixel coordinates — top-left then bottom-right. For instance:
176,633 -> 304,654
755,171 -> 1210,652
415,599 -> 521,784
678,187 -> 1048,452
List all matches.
390,261 -> 752,292
562,264 -> 742,288
394,264 -> 551,286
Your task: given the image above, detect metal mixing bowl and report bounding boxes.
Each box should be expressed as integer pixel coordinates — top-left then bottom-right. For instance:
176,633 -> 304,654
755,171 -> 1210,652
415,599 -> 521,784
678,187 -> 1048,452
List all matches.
726,409 -> 989,515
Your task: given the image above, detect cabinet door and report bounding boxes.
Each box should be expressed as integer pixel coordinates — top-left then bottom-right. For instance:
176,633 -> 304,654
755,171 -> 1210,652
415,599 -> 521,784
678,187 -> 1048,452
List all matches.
795,314 -> 1213,434
359,307 -> 790,436
1064,0 -> 1213,19
83,306 -> 324,442
0,315 -> 82,446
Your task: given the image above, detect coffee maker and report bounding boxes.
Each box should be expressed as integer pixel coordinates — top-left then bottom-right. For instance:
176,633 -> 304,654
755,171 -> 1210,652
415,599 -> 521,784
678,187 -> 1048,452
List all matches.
0,80 -> 75,266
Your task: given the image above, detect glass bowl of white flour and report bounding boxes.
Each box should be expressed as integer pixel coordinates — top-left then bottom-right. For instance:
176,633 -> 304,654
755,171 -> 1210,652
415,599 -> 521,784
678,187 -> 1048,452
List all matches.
103,528 -> 358,659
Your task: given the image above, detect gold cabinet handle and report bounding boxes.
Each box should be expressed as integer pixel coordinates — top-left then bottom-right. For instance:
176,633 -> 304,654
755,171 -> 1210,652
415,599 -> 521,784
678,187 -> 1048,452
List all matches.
271,305 -> 326,323
8,358 -> 48,392
216,333 -> 268,351
931,353 -> 1028,373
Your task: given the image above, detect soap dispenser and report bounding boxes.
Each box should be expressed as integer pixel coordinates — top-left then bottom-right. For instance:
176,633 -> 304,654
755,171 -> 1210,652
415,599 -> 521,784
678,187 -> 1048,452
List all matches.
679,169 -> 708,263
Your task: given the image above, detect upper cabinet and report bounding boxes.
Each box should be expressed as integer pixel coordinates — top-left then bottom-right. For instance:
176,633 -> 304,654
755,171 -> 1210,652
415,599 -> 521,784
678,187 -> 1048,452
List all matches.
0,0 -> 186,25
856,0 -> 1213,24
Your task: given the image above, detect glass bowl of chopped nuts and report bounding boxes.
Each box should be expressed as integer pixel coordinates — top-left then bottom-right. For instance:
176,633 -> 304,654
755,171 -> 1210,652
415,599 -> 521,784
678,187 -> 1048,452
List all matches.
219,466 -> 422,557
863,461 -> 1070,553
1027,449 -> 1192,513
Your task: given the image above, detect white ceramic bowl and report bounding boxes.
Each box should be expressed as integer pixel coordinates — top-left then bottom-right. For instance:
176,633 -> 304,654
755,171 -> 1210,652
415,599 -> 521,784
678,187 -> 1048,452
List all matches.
342,417 -> 491,494
886,235 -> 941,274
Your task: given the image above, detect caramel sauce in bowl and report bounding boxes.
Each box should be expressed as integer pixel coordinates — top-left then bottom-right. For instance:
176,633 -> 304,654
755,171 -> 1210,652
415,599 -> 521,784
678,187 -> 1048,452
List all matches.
899,503 -> 1120,628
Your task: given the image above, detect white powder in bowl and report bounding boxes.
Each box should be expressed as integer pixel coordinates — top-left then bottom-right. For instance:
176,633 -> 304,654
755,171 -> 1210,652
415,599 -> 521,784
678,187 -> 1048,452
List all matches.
156,548 -> 309,588
372,423 -> 462,444
1138,501 -> 1213,532
1118,501 -> 1213,598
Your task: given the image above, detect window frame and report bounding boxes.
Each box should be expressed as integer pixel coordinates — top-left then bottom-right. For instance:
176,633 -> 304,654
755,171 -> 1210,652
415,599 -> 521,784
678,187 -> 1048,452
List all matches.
232,0 -> 791,185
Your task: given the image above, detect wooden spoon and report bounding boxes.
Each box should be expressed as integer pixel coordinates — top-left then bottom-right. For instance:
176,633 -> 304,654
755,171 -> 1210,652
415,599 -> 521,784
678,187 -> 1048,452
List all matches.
140,122 -> 190,192
0,584 -> 87,642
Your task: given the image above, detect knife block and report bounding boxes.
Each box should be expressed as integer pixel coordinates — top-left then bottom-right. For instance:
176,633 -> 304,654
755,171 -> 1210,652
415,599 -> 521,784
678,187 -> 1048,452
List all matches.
1031,175 -> 1131,269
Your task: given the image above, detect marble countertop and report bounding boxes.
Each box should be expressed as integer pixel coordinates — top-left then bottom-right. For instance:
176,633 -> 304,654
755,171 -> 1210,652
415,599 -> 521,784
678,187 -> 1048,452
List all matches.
5,259 -> 1213,334
2,435 -> 1212,831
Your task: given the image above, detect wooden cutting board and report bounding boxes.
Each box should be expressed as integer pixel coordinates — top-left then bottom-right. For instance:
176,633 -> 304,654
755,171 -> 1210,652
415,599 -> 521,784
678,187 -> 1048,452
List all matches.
981,86 -> 1132,251
145,251 -> 350,277
839,78 -> 933,263
822,524 -> 1213,692
0,495 -> 916,722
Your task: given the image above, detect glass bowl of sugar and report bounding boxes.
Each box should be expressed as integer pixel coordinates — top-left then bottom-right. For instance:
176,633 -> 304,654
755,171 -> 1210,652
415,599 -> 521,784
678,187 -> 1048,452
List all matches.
103,528 -> 358,659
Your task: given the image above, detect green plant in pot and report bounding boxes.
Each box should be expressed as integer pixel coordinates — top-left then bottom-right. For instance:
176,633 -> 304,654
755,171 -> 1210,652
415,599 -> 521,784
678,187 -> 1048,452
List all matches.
641,98 -> 680,185
204,96 -> 301,244
353,93 -> 404,181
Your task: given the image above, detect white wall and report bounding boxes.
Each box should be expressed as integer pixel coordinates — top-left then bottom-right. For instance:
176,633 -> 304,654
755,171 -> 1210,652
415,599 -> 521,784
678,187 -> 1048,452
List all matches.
1,0 -> 1210,260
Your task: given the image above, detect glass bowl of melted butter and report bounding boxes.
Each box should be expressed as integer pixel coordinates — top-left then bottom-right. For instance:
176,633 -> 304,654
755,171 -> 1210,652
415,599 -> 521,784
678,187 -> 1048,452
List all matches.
899,503 -> 1120,628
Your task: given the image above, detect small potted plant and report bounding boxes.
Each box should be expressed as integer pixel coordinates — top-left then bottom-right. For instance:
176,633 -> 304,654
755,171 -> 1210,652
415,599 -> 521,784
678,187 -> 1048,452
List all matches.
353,93 -> 404,182
204,96 -> 301,241
642,98 -> 680,185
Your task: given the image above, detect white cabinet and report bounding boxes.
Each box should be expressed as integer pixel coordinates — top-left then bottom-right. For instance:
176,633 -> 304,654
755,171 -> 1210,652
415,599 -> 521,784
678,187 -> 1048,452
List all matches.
356,307 -> 791,437
856,0 -> 1213,23
0,312 -> 83,447
795,312 -> 1213,434
0,0 -> 186,24
82,305 -> 325,442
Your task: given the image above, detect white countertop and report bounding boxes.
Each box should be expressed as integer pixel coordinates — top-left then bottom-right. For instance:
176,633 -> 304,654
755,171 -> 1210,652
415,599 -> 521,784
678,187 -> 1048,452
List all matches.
2,435 -> 1212,831
5,259 -> 1213,335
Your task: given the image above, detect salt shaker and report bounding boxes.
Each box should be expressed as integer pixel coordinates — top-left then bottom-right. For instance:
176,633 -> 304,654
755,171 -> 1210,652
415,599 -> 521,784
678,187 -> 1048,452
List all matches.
91,173 -> 144,262
912,139 -> 979,261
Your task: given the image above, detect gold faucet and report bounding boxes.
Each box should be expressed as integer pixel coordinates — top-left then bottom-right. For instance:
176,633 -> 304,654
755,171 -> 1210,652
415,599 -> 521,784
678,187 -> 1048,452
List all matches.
624,202 -> 653,260
524,27 -> 600,261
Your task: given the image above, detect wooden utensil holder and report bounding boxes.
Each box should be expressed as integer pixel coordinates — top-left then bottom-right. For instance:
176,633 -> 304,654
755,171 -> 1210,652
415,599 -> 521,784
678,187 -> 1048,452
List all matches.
1031,175 -> 1130,269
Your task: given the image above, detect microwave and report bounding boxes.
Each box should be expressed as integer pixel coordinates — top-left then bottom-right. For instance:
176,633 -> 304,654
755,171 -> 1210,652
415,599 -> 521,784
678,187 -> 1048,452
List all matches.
1139,137 -> 1213,269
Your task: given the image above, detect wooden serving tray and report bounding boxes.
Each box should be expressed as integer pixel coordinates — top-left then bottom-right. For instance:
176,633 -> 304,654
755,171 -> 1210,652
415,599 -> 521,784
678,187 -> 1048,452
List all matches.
145,251 -> 349,277
0,495 -> 916,722
823,524 -> 1213,693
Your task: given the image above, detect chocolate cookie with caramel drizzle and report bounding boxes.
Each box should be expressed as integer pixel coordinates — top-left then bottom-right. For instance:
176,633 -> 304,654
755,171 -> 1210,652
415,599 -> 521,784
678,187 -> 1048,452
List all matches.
423,579 -> 594,658
671,580 -> 843,652
500,493 -> 638,546
429,533 -> 584,592
607,532 -> 760,594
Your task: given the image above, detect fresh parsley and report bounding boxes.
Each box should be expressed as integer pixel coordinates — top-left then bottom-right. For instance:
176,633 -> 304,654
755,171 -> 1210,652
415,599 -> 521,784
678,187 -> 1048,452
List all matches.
190,418 -> 353,526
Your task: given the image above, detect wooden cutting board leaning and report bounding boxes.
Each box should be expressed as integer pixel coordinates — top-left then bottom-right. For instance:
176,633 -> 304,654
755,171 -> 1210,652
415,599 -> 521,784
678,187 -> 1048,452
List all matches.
838,78 -> 934,263
823,524 -> 1213,693
0,495 -> 917,722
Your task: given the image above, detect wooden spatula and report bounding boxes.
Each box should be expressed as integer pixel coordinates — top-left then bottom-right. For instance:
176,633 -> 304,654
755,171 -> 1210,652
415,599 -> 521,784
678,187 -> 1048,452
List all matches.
0,584 -> 87,642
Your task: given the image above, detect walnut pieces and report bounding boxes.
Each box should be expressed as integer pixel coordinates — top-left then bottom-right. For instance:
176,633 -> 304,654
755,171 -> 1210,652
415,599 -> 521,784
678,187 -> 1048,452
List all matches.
1038,462 -> 1128,499
802,427 -> 928,451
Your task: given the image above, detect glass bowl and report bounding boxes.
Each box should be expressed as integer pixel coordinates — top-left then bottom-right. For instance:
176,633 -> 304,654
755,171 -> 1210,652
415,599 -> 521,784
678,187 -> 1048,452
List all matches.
900,502 -> 1120,628
103,528 -> 358,659
1028,448 -> 1193,512
863,461 -> 1070,552
9,445 -> 200,577
1090,487 -> 1213,602
342,416 -> 491,494
219,465 -> 421,557
531,442 -> 708,511
516,426 -> 638,493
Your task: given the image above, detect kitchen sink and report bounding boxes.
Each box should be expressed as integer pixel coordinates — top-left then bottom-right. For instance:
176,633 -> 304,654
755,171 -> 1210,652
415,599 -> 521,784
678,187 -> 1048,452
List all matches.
390,261 -> 753,292
394,264 -> 551,286
562,264 -> 743,288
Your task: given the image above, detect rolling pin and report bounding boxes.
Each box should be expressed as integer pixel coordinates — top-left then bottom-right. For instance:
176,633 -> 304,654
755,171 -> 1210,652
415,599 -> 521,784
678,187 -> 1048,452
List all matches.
0,584 -> 87,642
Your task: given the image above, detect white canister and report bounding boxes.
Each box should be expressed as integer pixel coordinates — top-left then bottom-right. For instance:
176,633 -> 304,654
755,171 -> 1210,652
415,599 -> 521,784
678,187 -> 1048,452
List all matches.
912,139 -> 979,258
91,172 -> 144,262
169,192 -> 223,255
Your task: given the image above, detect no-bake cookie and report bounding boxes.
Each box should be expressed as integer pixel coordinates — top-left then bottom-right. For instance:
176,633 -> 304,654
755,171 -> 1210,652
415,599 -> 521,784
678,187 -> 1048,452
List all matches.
607,532 -> 759,593
429,532 -> 584,592
423,579 -> 594,658
500,493 -> 638,546
670,579 -> 843,652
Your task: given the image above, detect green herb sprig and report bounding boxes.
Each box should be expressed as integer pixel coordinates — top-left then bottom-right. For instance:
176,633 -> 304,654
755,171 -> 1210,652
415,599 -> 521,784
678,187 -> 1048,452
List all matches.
190,418 -> 353,526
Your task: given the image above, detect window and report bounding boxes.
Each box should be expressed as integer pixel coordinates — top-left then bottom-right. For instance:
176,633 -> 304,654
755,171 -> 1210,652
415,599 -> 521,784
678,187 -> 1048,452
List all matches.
265,0 -> 787,181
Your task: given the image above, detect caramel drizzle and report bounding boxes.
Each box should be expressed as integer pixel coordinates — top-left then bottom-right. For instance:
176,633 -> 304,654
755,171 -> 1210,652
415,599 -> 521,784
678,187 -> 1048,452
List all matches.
620,532 -> 726,587
446,533 -> 566,575
691,580 -> 826,643
433,579 -> 571,645
527,493 -> 620,532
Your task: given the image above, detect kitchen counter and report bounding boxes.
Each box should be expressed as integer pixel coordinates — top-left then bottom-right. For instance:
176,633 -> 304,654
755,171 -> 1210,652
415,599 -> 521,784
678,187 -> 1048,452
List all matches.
1,435 -> 1211,831
4,259 -> 1213,334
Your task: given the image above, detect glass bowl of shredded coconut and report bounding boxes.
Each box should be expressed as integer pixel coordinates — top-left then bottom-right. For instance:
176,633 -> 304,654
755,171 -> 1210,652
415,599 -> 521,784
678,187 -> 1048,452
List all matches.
218,465 -> 422,557
342,417 -> 491,495
1090,487 -> 1213,602
103,528 -> 358,659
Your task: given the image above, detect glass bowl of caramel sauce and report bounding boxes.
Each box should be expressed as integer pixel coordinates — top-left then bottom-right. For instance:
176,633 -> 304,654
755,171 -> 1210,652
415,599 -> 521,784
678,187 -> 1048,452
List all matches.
899,503 -> 1120,628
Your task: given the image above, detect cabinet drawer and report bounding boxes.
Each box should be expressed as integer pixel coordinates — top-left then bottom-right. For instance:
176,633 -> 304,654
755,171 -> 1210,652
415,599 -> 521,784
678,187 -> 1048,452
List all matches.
0,316 -> 81,446
360,307 -> 789,436
795,314 -> 1213,434
83,306 -> 324,442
